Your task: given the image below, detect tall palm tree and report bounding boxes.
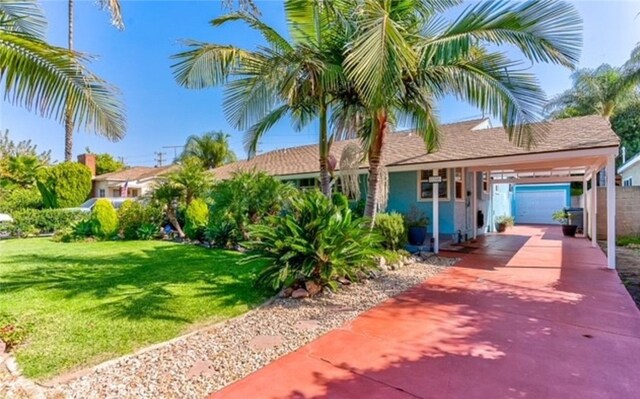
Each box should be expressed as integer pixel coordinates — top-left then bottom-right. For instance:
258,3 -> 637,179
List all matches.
64,0 -> 124,161
180,131 -> 237,169
546,64 -> 639,120
172,1 -> 351,197
343,0 -> 582,219
0,0 -> 126,151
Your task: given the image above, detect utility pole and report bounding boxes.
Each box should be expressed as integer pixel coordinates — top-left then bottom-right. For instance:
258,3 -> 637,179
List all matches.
154,152 -> 166,167
162,145 -> 184,163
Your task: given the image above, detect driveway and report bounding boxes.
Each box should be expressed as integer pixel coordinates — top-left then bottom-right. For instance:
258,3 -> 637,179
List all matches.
210,226 -> 640,399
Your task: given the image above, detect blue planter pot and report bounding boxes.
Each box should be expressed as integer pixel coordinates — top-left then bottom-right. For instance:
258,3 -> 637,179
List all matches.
408,226 -> 427,246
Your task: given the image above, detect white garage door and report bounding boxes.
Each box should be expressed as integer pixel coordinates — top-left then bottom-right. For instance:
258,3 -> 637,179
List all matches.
515,190 -> 567,224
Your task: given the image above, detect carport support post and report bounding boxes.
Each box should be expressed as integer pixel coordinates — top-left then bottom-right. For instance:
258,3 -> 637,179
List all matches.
582,177 -> 588,236
606,156 -> 616,269
433,169 -> 439,254
472,171 -> 478,239
591,172 -> 597,247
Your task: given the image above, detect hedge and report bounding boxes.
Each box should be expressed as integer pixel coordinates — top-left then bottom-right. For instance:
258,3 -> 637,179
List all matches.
2,209 -> 87,237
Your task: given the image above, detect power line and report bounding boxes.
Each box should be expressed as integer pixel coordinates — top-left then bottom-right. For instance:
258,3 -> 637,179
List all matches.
162,145 -> 184,162
154,152 -> 167,167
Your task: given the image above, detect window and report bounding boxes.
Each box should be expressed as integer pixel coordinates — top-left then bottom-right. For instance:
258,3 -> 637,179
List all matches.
298,178 -> 317,190
112,189 -> 120,197
418,169 -> 449,200
454,168 -> 464,201
623,177 -> 633,187
98,189 -> 106,198
128,188 -> 140,197
482,172 -> 489,193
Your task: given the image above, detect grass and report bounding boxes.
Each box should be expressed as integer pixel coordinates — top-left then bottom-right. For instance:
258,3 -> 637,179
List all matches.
0,238 -> 270,380
617,235 -> 640,247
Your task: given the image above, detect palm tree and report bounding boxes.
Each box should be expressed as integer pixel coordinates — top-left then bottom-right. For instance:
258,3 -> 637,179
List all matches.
180,131 -> 237,169
64,0 -> 124,161
343,0 -> 582,219
546,64 -> 639,120
172,2 -> 351,197
152,180 -> 185,238
0,0 -> 126,152
170,156 -> 212,205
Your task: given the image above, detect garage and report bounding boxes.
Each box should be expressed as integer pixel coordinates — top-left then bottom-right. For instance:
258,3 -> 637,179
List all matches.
513,184 -> 570,224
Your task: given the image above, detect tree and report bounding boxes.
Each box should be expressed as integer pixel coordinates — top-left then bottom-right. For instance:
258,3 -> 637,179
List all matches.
611,101 -> 640,165
37,162 -> 92,208
0,1 -> 126,159
171,2 -> 351,197
152,180 -> 185,238
169,156 -> 211,206
342,0 -> 582,220
180,131 -> 236,169
83,147 -> 126,174
546,64 -> 639,120
64,0 -> 125,161
0,130 -> 50,188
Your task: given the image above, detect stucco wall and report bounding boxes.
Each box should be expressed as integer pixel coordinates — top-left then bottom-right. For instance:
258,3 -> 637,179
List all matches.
594,186 -> 640,239
620,162 -> 640,186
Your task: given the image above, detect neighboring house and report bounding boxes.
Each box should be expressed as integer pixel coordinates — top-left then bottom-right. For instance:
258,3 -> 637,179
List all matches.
77,153 -> 177,198
211,115 -> 620,267
618,152 -> 640,187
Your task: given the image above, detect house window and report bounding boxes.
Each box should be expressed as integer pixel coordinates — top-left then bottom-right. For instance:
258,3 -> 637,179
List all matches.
112,189 -> 120,197
128,188 -> 140,197
98,189 -> 106,198
623,177 -> 633,187
454,168 -> 464,201
482,172 -> 489,193
418,169 -> 449,201
298,178 -> 317,190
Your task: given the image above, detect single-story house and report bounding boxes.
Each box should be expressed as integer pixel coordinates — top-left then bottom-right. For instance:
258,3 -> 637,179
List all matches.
78,153 -> 177,198
211,115 -> 620,268
618,152 -> 640,186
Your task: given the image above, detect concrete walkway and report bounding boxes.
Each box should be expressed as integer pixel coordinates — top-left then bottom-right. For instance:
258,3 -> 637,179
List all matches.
210,226 -> 640,399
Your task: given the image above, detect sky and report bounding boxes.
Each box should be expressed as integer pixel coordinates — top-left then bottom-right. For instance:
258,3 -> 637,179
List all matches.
1,0 -> 639,166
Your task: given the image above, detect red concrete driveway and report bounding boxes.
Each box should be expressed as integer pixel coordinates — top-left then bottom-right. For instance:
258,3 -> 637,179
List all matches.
210,226 -> 640,399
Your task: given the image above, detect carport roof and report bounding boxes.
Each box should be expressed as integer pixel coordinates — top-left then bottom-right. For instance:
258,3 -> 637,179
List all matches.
211,115 -> 619,179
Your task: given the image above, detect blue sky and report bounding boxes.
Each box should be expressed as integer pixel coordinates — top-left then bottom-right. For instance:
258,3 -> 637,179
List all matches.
1,0 -> 639,166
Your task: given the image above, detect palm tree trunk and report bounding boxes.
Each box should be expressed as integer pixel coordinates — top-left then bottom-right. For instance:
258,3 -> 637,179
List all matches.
64,0 -> 75,161
364,110 -> 387,223
318,101 -> 331,197
167,206 -> 185,238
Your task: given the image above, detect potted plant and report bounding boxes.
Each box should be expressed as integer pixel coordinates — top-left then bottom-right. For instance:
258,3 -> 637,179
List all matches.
552,208 -> 577,237
405,206 -> 429,245
494,215 -> 514,233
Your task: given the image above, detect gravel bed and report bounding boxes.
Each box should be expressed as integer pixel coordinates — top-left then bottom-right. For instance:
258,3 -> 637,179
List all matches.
30,256 -> 455,399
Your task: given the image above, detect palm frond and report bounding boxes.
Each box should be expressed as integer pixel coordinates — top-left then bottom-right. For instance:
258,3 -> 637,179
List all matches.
244,104 -> 290,158
0,30 -> 126,141
212,12 -> 292,52
97,0 -> 124,30
0,0 -> 46,37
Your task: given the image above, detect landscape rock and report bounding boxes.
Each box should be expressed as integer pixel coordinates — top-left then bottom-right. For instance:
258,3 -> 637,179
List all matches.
278,287 -> 293,298
291,288 -> 310,299
5,356 -> 19,376
377,256 -> 387,270
186,360 -> 216,379
0,339 -> 5,354
337,277 -> 351,285
304,281 -> 322,296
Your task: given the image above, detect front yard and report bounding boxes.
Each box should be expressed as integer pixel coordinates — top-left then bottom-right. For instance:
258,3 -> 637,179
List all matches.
0,238 -> 269,379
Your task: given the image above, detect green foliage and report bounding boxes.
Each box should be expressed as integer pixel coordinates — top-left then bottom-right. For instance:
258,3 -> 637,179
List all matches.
405,206 -> 428,228
169,156 -> 212,205
0,313 -> 29,351
551,209 -> 574,225
495,215 -> 515,227
4,209 -> 86,237
0,186 -> 42,212
91,199 -> 118,239
94,152 -> 125,175
1,154 -> 44,188
206,217 -> 238,248
184,198 -> 209,240
350,199 -> 366,217
611,101 -> 640,165
37,162 -> 92,208
617,235 -> 640,248
53,218 -> 94,243
209,170 -> 296,242
331,192 -> 349,210
117,200 -> 145,240
136,223 -> 158,240
180,131 -> 237,169
247,190 -> 382,291
374,212 -> 406,251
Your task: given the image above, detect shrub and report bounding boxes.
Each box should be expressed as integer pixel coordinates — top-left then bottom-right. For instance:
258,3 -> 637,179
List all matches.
206,217 -> 238,248
184,198 -> 209,240
0,186 -> 42,212
136,223 -> 158,240
37,162 -> 92,208
91,199 -> 118,239
118,200 -> 145,240
5,208 -> 86,237
247,190 -> 382,291
374,212 -> 406,251
52,218 -> 93,242
209,170 -> 296,242
0,313 -> 29,351
495,215 -> 515,227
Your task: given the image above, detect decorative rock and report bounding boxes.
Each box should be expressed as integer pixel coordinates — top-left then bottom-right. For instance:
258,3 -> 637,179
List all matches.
186,359 -> 216,379
378,256 -> 387,270
0,339 -> 5,354
5,356 -> 19,376
291,288 -> 310,299
294,320 -> 320,331
337,277 -> 351,285
278,287 -> 293,298
304,281 -> 322,296
248,335 -> 284,350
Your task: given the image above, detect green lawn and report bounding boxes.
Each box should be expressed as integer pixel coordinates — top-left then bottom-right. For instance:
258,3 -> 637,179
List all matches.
0,238 -> 269,379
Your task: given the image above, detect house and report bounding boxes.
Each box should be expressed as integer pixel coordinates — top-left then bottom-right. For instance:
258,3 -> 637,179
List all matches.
77,154 -> 177,198
212,115 -> 620,268
618,151 -> 640,186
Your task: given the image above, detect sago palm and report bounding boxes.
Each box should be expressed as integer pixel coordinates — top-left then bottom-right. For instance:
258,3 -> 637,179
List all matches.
180,131 -> 237,169
0,0 -> 126,154
65,0 -> 124,161
343,0 -> 582,219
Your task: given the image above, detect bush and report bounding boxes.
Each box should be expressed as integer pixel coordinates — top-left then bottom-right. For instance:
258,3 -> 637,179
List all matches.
184,198 -> 209,240
247,190 -> 382,291
37,162 -> 92,208
209,171 -> 296,242
0,186 -> 42,212
4,208 -> 86,237
374,212 -> 406,251
0,313 -> 29,351
206,217 -> 238,248
136,223 -> 158,240
118,200 -> 145,240
52,218 -> 93,242
91,199 -> 118,239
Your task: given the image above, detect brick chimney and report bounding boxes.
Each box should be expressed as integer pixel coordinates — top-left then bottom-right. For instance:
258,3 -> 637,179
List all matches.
77,153 -> 97,177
